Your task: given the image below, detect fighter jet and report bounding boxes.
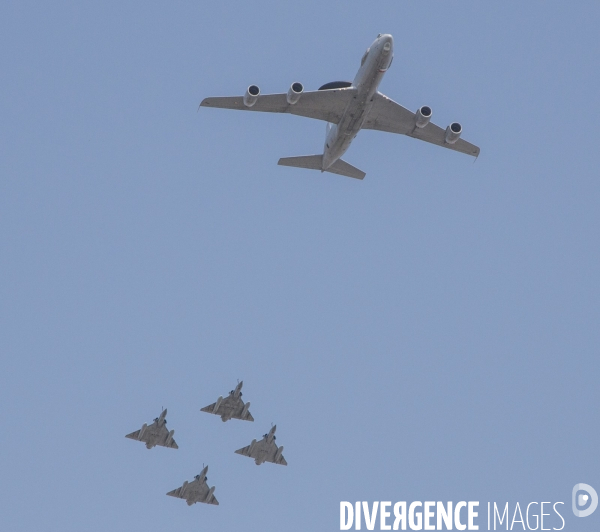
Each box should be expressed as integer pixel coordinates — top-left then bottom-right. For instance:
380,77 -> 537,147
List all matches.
200,380 -> 254,422
167,465 -> 219,506
235,425 -> 287,466
200,33 -> 479,180
125,408 -> 178,450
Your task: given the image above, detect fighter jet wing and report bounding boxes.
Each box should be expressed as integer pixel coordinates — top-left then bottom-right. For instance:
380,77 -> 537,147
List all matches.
233,410 -> 254,422
164,435 -> 179,449
200,402 -> 217,414
200,88 -> 357,125
234,444 -> 252,457
156,423 -> 178,449
264,442 -> 287,465
362,92 -> 480,157
271,450 -> 288,466
125,429 -> 141,440
166,485 -> 187,499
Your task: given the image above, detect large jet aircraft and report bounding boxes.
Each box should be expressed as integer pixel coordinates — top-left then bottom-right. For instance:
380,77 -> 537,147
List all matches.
167,465 -> 219,506
200,34 -> 479,180
235,425 -> 287,466
125,408 -> 178,450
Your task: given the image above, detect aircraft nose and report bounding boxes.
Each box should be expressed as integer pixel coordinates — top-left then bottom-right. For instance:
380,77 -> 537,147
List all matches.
379,34 -> 393,55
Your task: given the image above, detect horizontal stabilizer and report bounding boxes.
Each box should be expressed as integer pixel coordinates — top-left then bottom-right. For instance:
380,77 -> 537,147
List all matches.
278,155 -> 365,180
278,154 -> 323,171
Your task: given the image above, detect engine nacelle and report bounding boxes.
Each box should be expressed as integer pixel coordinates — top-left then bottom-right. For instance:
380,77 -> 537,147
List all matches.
166,429 -> 174,446
286,82 -> 303,105
213,396 -> 223,414
243,85 -> 260,107
138,423 -> 147,441
206,486 -> 216,503
415,106 -> 432,128
241,401 -> 250,419
445,122 -> 462,144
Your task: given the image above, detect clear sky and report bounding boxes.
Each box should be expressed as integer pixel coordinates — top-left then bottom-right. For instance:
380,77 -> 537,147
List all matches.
1,2 -> 599,531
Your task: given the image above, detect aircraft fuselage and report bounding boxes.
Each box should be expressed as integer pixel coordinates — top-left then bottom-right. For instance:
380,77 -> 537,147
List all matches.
323,34 -> 393,170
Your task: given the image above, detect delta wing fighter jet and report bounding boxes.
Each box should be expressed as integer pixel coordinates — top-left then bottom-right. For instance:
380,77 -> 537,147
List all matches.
200,34 -> 479,180
125,409 -> 178,450
167,466 -> 219,506
235,425 -> 287,466
201,380 -> 254,422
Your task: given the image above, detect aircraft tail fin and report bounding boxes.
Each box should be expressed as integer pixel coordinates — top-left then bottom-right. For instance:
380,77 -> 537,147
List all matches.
278,155 -> 365,180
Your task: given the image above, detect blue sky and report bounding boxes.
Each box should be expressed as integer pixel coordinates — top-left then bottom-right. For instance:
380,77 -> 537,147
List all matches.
1,2 -> 599,531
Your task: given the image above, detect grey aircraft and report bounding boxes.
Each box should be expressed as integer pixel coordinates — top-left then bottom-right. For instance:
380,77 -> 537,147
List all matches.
200,380 -> 254,422
235,424 -> 287,466
200,33 -> 480,180
166,465 -> 219,506
125,408 -> 178,450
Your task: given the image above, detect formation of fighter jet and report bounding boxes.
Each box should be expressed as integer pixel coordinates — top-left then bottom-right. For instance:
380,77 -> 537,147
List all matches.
167,465 -> 219,506
201,380 -> 254,422
200,33 -> 480,180
235,424 -> 287,466
125,408 -> 178,450
125,382 -> 287,507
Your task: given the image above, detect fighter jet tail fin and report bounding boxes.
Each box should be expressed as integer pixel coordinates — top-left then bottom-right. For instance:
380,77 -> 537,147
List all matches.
278,155 -> 365,180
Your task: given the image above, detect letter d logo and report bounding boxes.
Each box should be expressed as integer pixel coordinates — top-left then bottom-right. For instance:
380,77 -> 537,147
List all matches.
572,483 -> 598,517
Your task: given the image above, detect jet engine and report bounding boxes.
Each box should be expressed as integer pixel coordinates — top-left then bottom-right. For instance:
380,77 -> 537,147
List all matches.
286,82 -> 304,105
138,423 -> 147,441
415,106 -> 432,128
243,85 -> 260,107
445,122 -> 462,144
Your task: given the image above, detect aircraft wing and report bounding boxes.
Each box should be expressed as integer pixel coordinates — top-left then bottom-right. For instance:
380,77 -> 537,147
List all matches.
362,92 -> 480,157
165,437 -> 178,449
270,448 -> 287,466
233,410 -> 254,422
167,485 -> 187,499
234,444 -> 252,457
155,424 -> 178,449
125,429 -> 140,440
200,88 -> 357,125
200,402 -> 218,414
